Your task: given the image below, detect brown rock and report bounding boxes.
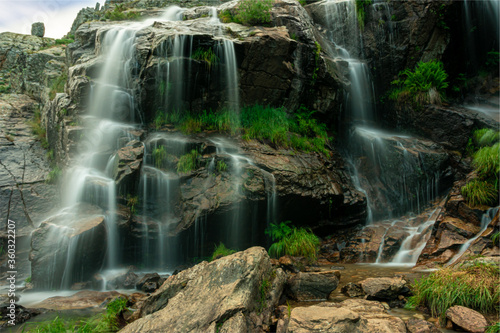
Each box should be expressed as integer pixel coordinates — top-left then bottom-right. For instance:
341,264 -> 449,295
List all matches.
341,282 -> 365,297
445,305 -> 489,333
359,277 -> 409,301
406,318 -> 441,333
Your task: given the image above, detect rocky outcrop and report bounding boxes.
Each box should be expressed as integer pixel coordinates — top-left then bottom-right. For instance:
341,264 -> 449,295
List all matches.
287,299 -> 406,333
31,23 -> 45,38
359,277 -> 409,301
120,247 -> 286,333
286,270 -> 340,301
445,306 -> 489,333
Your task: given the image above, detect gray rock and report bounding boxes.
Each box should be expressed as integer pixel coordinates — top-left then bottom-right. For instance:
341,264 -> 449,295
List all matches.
121,247 -> 286,333
359,277 -> 409,301
287,271 -> 340,301
31,23 -> 45,37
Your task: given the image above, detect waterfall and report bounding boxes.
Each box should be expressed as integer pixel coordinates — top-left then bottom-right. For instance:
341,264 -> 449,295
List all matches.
446,207 -> 499,266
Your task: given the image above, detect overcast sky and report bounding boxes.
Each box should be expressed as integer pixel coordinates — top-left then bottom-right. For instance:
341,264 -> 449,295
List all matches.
0,0 -> 98,38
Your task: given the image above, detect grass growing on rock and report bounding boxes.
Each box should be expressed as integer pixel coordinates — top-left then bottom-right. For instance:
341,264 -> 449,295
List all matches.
177,149 -> 200,173
266,221 -> 320,261
233,0 -> 274,26
405,261 -> 500,319
211,242 -> 236,261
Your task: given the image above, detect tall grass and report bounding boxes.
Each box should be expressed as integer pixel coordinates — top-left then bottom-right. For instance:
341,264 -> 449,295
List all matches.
406,262 -> 500,319
234,0 -> 273,26
177,150 -> 200,173
473,142 -> 500,180
266,221 -> 320,261
473,129 -> 500,148
191,48 -> 219,70
461,180 -> 498,207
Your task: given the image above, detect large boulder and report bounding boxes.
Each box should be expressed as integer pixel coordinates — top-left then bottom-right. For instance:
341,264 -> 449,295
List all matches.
445,306 -> 489,333
359,277 -> 409,301
31,23 -> 45,37
287,299 -> 406,333
120,247 -> 286,333
286,271 -> 340,301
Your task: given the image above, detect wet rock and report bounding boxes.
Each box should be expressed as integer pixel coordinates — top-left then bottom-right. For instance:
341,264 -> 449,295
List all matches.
406,318 -> 441,333
341,282 -> 365,297
286,271 -> 340,301
359,277 -> 409,301
106,270 -> 139,290
0,305 -> 43,328
32,290 -> 122,310
29,204 -> 107,289
445,305 -> 488,333
136,273 -> 166,292
31,23 -> 45,37
121,247 -> 286,333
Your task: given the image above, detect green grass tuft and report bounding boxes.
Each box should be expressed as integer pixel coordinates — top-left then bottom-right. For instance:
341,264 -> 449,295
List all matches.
473,129 -> 500,148
46,166 -> 62,184
266,221 -> 320,261
55,38 -> 74,45
234,0 -> 273,26
486,321 -> 500,333
191,47 -> 219,71
473,142 -> 500,180
153,145 -> 167,169
177,149 -> 200,173
406,262 -> 500,320
211,242 -> 236,261
461,180 -> 498,207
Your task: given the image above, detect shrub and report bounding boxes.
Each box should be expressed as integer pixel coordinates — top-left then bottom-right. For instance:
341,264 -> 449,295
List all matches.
177,150 -> 200,173
46,166 -> 62,184
234,0 -> 274,26
406,262 -> 500,319
191,47 -> 219,70
211,242 -> 236,261
266,221 -> 320,261
390,60 -> 449,106
461,180 -> 497,207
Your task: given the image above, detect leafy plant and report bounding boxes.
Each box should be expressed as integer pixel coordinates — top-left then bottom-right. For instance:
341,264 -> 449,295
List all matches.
126,195 -> 138,215
234,0 -> 274,26
265,221 -> 320,261
355,0 -> 372,30
405,262 -> 500,320
25,276 -> 32,284
177,149 -> 200,173
311,41 -> 322,86
461,180 -> 497,207
390,60 -> 449,106
191,47 -> 219,70
152,145 -> 167,169
216,160 -> 227,172
211,242 -> 236,261
46,166 -> 62,184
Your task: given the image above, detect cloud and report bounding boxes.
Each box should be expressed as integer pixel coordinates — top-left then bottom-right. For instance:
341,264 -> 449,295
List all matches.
0,0 -> 97,38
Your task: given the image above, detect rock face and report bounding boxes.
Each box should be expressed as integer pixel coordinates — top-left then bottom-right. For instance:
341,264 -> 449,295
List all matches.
286,271 -> 340,301
120,247 -> 285,333
287,299 -> 406,333
445,306 -> 489,333
32,290 -> 122,310
31,23 -> 45,37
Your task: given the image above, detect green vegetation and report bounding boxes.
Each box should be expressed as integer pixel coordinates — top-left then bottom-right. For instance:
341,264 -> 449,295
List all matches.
25,276 -> 32,284
0,83 -> 11,93
266,221 -> 320,261
126,195 -> 138,215
224,0 -> 273,26
461,180 -> 497,207
355,0 -> 372,30
104,4 -> 140,21
389,60 -> 448,106
216,160 -> 227,172
49,72 -> 68,100
191,47 -> 219,70
55,38 -> 74,45
153,145 -> 167,169
153,105 -> 330,156
311,42 -> 321,86
28,110 -> 48,149
177,149 -> 200,173
461,129 -> 499,207
299,0 -> 307,6
46,166 -> 62,184
210,242 -> 236,261
492,232 -> 500,246
486,322 -> 500,333
405,261 -> 499,320
258,277 -> 271,314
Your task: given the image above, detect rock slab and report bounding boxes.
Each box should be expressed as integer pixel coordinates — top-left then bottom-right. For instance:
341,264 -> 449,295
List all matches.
446,306 -> 488,333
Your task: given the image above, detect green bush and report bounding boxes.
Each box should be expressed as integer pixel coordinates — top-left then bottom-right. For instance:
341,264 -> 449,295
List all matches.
473,142 -> 500,180
177,150 -> 200,173
234,0 -> 274,26
104,5 -> 140,21
211,242 -> 236,261
55,38 -> 74,45
266,221 -> 320,261
390,60 -> 449,106
191,47 -> 219,70
406,262 -> 500,320
461,180 -> 497,207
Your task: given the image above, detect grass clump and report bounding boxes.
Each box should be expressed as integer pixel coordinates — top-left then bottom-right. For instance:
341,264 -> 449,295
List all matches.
473,128 -> 500,148
28,109 -> 49,149
355,0 -> 372,30
216,160 -> 227,172
233,0 -> 274,26
389,60 -> 449,107
152,145 -> 167,169
177,149 -> 200,173
55,38 -> 74,45
405,262 -> 500,320
46,166 -> 62,184
461,180 -> 497,207
49,72 -> 67,100
211,242 -> 236,261
473,142 -> 500,180
266,221 -> 320,261
126,194 -> 138,215
486,322 -> 500,333
191,47 -> 219,71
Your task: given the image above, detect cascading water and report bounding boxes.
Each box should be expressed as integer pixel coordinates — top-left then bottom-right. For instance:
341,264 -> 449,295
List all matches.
322,0 -> 445,263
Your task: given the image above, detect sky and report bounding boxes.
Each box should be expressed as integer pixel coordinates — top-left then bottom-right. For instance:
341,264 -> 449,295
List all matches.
0,0 -> 98,38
